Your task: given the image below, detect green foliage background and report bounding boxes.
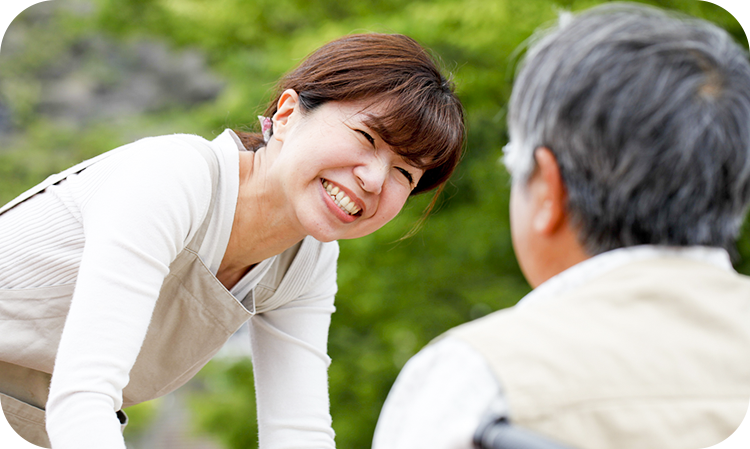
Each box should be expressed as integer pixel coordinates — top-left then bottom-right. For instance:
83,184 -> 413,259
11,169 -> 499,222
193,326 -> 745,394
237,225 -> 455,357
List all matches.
0,1 -> 747,448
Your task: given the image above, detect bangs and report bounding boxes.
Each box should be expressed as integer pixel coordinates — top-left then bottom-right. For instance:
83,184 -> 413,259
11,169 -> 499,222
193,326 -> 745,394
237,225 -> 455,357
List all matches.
362,89 -> 465,195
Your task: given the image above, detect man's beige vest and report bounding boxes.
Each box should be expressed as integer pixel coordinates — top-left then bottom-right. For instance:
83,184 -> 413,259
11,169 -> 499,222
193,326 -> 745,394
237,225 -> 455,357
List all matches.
451,258 -> 750,449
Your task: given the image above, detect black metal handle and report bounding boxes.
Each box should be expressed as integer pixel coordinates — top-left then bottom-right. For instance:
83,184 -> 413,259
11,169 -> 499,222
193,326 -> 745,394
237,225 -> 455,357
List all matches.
474,417 -> 574,449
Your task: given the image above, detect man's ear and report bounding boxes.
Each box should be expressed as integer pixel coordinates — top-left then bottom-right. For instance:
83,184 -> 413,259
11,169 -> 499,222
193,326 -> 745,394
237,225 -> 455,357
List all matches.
531,147 -> 567,235
271,89 -> 300,142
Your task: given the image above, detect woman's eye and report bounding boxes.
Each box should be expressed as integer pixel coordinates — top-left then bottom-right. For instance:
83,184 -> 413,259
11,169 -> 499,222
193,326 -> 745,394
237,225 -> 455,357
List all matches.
357,129 -> 375,146
396,167 -> 414,185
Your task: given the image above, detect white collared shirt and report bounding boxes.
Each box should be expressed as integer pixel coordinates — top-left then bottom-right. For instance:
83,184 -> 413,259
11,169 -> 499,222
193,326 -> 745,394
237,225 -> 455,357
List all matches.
372,245 -> 734,449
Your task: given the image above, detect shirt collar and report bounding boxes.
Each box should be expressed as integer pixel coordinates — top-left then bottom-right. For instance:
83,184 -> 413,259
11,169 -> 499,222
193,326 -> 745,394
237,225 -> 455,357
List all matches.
517,245 -> 733,308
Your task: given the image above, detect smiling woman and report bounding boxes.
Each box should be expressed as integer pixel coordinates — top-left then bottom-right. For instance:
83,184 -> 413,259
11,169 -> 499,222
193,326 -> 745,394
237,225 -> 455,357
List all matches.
249,98 -> 426,245
0,33 -> 465,449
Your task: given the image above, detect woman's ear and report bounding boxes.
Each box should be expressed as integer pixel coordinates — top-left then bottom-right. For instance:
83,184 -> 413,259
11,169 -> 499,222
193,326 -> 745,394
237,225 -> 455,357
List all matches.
272,89 -> 300,142
531,147 -> 567,235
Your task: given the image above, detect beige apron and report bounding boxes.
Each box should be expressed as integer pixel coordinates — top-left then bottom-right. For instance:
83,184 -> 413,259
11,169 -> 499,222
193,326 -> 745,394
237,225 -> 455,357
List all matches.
0,140 -> 310,447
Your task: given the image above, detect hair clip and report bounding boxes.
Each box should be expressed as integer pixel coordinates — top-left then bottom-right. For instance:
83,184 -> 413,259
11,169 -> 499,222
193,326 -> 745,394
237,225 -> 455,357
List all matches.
258,116 -> 272,143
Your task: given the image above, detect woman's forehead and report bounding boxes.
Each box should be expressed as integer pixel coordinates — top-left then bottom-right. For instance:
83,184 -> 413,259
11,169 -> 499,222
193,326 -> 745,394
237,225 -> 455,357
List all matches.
313,99 -> 386,123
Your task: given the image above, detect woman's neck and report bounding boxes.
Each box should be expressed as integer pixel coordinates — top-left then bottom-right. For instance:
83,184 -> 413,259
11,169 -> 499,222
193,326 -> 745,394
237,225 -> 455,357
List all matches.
217,149 -> 304,290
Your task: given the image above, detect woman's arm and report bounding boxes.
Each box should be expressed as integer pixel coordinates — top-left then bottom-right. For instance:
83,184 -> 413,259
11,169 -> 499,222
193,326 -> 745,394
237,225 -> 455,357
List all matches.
249,241 -> 339,449
45,136 -> 213,449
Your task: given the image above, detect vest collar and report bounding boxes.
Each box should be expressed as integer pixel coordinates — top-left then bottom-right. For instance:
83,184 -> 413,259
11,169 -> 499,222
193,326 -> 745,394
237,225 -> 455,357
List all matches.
518,245 -> 733,309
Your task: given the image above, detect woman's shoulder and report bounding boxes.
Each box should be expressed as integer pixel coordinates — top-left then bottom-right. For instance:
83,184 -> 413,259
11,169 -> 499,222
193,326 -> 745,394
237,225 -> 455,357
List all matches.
153,129 -> 242,154
129,130 -> 240,178
96,132 -> 223,182
73,133 -> 219,224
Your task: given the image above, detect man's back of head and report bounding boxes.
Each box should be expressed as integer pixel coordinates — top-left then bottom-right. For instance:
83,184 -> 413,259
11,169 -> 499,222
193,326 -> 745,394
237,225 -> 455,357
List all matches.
504,2 -> 750,260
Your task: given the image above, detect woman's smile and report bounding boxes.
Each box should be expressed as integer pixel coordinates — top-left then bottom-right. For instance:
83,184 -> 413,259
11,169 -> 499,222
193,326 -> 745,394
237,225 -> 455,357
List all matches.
321,178 -> 362,216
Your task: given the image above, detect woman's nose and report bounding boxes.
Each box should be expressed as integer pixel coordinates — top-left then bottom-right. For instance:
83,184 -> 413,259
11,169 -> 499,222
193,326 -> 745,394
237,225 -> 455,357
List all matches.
353,156 -> 389,195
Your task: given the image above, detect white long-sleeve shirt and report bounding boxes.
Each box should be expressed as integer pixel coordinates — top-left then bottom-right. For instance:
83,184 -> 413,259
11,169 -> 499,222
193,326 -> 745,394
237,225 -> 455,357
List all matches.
0,130 -> 339,449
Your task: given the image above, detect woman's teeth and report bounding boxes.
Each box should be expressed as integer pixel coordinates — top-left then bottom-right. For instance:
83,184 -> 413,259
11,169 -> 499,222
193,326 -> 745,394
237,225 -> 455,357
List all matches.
322,179 -> 361,216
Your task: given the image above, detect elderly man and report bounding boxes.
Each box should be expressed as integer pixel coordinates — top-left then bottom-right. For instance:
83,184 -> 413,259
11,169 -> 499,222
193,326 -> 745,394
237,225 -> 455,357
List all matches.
373,3 -> 750,449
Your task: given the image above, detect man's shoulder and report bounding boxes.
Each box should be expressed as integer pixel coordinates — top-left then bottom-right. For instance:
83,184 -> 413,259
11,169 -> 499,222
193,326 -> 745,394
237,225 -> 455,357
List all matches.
450,256 -> 750,345
564,257 -> 750,306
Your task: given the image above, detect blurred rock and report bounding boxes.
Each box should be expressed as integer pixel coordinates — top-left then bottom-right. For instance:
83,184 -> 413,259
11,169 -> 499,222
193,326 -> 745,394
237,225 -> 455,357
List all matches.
0,0 -> 225,136
37,37 -> 225,124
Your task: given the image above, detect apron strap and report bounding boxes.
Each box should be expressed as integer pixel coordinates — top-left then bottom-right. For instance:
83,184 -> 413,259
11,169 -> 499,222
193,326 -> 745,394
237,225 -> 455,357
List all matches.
0,150 -> 117,215
182,142 -> 220,253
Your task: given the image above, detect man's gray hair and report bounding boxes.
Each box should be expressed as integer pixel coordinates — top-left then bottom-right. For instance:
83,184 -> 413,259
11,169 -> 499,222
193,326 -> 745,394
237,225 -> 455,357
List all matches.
505,2 -> 750,255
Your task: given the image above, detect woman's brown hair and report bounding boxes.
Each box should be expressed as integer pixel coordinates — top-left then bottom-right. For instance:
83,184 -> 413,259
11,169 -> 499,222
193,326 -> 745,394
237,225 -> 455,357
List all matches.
236,33 -> 465,198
